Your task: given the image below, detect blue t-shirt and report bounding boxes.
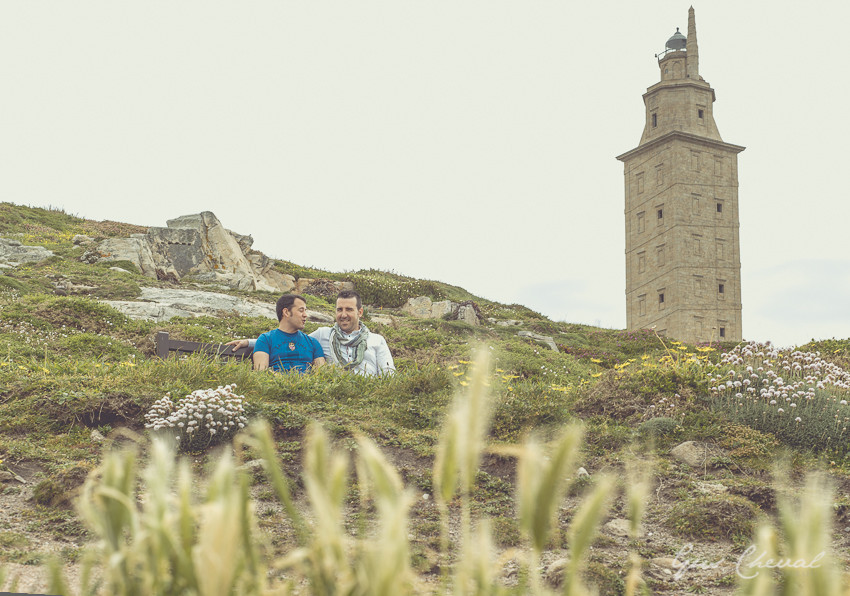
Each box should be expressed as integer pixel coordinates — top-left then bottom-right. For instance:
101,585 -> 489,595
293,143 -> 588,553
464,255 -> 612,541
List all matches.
254,329 -> 324,372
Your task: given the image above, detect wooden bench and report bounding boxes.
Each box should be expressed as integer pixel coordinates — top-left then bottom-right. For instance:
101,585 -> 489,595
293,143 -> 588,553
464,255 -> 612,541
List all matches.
155,331 -> 254,361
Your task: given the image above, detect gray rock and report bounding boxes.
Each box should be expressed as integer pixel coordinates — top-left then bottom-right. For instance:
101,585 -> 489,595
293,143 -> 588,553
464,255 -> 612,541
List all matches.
495,319 -> 523,327
101,287 -> 277,322
72,234 -> 94,244
86,211 -> 297,293
402,296 -> 479,325
604,518 -> 642,537
517,330 -> 559,352
0,238 -> 54,266
457,304 -> 479,326
90,429 -> 106,443
671,441 -> 728,468
109,266 -> 131,274
402,296 -> 436,318
0,469 -> 25,484
576,466 -> 590,477
369,315 -> 395,326
93,236 -> 158,277
430,300 -> 455,318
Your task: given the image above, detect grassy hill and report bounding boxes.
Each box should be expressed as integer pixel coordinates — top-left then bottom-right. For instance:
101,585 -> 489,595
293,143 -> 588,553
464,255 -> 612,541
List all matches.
1,202 -> 850,594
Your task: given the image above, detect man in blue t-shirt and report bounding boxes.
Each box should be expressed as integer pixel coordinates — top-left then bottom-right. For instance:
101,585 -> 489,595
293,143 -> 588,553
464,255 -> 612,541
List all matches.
253,294 -> 326,373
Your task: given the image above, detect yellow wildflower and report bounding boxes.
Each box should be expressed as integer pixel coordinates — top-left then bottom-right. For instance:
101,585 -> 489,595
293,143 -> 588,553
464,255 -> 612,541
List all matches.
591,372 -> 603,378
459,381 -> 468,386
458,360 -> 471,364
590,358 -> 602,363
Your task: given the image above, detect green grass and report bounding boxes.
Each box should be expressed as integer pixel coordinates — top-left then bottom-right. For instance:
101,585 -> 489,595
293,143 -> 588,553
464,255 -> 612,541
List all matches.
5,201 -> 850,594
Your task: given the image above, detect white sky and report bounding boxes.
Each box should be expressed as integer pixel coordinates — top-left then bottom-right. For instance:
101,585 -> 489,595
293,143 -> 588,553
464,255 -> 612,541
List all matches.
2,1 -> 849,348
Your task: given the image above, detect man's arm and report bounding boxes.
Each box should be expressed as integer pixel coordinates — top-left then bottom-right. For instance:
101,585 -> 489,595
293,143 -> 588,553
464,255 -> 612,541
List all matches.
253,351 -> 270,371
226,339 -> 254,349
374,336 -> 396,375
312,357 -> 326,368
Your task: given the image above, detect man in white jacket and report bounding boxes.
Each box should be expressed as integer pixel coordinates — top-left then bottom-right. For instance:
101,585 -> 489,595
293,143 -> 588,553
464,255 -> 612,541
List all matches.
229,290 -> 395,376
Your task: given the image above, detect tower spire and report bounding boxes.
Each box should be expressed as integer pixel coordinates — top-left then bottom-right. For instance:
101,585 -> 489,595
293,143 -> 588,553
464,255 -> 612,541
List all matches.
686,6 -> 700,79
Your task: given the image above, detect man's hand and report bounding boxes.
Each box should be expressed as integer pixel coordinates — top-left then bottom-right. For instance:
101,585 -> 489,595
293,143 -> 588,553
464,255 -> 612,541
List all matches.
226,339 -> 250,349
253,352 -> 270,371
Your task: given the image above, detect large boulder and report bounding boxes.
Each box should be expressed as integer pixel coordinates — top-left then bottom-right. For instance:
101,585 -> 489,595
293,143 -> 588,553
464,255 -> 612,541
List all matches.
86,211 -> 295,292
0,237 -> 54,267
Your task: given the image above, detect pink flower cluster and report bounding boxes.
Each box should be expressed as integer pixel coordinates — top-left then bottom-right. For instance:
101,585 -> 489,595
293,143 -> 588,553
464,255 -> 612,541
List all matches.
708,341 -> 850,423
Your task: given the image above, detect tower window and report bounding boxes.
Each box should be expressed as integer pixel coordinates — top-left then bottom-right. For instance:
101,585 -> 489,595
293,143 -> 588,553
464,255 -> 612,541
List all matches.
652,113 -> 657,127
657,208 -> 663,220
659,292 -> 665,304
637,212 -> 645,233
716,202 -> 723,213
719,283 -> 725,294
719,327 -> 726,338
698,109 -> 704,119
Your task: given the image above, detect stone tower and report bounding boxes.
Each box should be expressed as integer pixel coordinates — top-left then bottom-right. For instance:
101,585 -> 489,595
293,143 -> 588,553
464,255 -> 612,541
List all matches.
616,8 -> 744,344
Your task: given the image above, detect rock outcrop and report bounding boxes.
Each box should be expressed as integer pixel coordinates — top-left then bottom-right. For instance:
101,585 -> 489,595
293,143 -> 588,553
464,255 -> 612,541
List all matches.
517,330 -> 559,352
401,296 -> 480,326
0,237 -> 54,268
82,212 -> 296,293
101,287 -> 333,323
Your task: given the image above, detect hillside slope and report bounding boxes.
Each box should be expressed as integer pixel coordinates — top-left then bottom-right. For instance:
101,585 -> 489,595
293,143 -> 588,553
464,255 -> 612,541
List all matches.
2,202 -> 850,594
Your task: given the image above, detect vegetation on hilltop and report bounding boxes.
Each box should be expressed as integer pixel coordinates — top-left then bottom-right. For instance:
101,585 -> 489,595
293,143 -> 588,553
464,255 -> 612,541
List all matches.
2,202 -> 850,594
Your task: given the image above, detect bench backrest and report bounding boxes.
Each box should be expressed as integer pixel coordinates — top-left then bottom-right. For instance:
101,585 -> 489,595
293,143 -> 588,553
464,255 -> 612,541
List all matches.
155,331 -> 254,361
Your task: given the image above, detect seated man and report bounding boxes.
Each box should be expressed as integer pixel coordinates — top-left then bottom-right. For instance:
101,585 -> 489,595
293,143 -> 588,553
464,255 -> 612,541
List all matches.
253,294 -> 326,372
230,290 -> 394,376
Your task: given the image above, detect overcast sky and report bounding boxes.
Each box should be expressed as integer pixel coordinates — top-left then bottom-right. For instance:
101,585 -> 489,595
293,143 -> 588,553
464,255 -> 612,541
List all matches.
2,1 -> 848,348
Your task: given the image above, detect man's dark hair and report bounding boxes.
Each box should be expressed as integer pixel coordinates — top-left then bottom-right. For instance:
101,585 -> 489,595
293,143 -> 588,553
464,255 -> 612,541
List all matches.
276,294 -> 307,322
337,289 -> 362,310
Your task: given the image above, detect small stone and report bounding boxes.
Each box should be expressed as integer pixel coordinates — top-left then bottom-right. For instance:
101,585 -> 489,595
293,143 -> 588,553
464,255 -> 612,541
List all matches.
109,266 -> 131,274
90,429 -> 106,443
604,518 -> 640,537
0,470 -> 14,482
576,466 -> 590,477
651,557 -> 684,570
73,234 -> 94,244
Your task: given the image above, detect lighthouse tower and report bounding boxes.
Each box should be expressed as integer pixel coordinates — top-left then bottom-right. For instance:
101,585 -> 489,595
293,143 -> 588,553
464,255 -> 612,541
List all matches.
616,8 -> 744,344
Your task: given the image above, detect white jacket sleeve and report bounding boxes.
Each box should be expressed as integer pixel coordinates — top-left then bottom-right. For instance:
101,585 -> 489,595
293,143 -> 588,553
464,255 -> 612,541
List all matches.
374,335 -> 396,375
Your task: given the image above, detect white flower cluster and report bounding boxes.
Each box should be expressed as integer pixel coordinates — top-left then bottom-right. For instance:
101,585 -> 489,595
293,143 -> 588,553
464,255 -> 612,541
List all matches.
708,341 -> 850,424
144,384 -> 248,451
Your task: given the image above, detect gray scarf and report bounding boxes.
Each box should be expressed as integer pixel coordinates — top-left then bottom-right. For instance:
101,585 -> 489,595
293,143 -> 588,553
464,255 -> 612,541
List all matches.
330,323 -> 370,370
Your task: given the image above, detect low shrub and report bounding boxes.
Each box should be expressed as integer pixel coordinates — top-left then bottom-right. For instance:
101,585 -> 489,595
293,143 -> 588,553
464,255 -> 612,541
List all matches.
665,493 -> 759,541
346,269 -> 445,308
